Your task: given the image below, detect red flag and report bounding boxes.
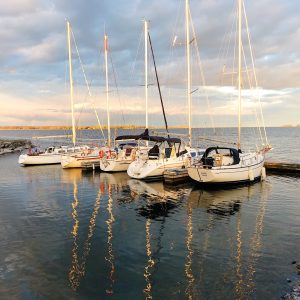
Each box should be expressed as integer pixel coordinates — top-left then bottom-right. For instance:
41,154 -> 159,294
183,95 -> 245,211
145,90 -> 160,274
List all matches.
104,34 -> 108,51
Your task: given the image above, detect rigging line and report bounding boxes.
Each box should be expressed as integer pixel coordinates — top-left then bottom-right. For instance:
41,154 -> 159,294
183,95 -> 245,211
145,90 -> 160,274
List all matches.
218,1 -> 237,86
197,136 -> 237,146
129,29 -> 143,85
148,32 -> 170,138
109,53 -> 126,125
241,42 -> 264,145
70,28 -> 106,141
218,2 -> 237,139
165,0 -> 182,86
230,2 -> 238,141
243,0 -> 269,146
164,0 -> 183,125
189,7 -> 216,133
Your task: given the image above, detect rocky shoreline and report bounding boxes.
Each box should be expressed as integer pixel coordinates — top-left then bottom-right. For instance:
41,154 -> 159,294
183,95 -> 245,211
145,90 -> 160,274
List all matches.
0,139 -> 32,155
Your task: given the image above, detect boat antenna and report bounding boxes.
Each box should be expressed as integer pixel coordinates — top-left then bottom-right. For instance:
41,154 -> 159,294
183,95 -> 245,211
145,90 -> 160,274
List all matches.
147,32 -> 170,139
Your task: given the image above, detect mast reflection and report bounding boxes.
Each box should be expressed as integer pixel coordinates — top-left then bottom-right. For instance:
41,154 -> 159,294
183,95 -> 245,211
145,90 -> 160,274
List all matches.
105,183 -> 115,295
245,182 -> 270,297
99,172 -> 126,295
185,201 -> 194,300
128,180 -> 192,299
143,218 -> 154,300
68,170 -> 103,291
188,182 -> 269,299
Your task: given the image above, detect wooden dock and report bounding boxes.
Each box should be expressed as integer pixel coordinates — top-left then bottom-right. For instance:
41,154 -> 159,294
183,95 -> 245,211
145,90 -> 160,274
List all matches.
82,161 -> 101,172
264,161 -> 300,174
163,168 -> 189,184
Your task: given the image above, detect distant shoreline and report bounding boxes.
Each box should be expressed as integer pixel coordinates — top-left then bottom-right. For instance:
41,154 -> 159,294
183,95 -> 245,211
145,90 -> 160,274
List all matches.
0,125 -> 145,131
0,125 -> 299,130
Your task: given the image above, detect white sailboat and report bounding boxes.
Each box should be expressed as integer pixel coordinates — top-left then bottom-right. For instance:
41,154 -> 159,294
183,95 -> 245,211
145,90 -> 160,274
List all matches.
61,20 -> 103,169
100,22 -> 154,173
127,8 -> 203,181
187,0 -> 271,185
18,145 -> 89,166
99,33 -> 140,172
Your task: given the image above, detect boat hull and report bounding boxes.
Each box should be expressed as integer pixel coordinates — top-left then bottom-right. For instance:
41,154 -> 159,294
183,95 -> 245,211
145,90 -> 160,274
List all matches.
18,154 -> 61,165
127,158 -> 186,181
187,153 -> 265,185
100,158 -> 132,172
61,155 -> 100,169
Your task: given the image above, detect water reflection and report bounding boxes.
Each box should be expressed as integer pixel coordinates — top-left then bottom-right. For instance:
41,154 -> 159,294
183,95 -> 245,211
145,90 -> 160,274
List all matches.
68,170 -> 103,291
188,185 -> 256,216
143,218 -> 154,300
185,200 -> 195,300
187,182 -> 270,299
245,184 -> 270,297
129,180 -> 192,219
105,179 -> 115,294
128,180 -> 193,299
100,172 -> 134,296
64,168 -> 270,298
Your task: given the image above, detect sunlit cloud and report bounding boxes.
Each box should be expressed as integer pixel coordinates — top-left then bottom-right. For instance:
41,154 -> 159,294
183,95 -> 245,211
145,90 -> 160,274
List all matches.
0,0 -> 298,126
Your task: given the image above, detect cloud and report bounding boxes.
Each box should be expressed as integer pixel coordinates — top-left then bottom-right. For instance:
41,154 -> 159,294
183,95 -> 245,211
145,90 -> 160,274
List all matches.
0,0 -> 299,126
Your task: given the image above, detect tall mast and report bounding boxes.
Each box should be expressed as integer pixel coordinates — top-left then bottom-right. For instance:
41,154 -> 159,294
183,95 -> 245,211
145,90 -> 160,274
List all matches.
237,0 -> 242,149
104,34 -> 111,147
185,0 -> 192,147
148,32 -> 170,138
67,20 -> 76,146
144,20 -> 149,130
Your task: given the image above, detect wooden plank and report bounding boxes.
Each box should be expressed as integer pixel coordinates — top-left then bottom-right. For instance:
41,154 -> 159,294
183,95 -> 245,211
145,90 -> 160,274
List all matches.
264,161 -> 300,173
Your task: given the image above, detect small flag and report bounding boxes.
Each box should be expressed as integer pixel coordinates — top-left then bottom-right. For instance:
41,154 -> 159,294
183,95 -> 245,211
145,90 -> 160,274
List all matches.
104,34 -> 108,51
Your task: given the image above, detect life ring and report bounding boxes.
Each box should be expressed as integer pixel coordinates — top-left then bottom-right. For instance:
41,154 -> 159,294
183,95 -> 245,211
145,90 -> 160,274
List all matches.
99,150 -> 104,158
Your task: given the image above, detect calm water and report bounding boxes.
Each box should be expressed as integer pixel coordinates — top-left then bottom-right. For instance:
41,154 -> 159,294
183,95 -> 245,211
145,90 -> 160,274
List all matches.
0,128 -> 300,299
1,127 -> 299,162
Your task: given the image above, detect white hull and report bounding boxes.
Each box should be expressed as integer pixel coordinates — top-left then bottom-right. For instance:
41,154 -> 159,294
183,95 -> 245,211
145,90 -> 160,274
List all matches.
187,152 -> 265,184
100,158 -> 132,172
127,157 -> 186,180
18,153 -> 61,165
61,155 -> 100,169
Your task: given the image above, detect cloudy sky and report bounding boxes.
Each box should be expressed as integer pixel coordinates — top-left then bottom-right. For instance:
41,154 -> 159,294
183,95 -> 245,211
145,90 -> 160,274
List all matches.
0,0 -> 299,128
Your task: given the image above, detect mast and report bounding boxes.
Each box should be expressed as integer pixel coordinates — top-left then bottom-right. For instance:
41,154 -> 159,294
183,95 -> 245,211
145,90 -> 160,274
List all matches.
185,0 -> 192,147
144,20 -> 149,131
67,21 -> 76,147
237,0 -> 242,149
148,33 -> 170,138
104,34 -> 111,147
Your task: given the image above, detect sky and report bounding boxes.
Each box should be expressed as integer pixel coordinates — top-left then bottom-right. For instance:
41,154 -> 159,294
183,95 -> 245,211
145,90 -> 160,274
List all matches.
0,0 -> 299,128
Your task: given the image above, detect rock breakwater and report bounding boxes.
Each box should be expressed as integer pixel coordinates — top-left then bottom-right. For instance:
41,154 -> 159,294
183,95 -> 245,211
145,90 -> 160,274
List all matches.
0,139 -> 32,155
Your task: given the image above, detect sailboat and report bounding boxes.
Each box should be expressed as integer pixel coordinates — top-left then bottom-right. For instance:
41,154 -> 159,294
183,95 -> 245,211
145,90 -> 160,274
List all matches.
18,145 -> 89,166
127,20 -> 201,181
61,21 -> 103,169
187,0 -> 271,185
19,21 -> 91,166
99,33 -> 146,172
